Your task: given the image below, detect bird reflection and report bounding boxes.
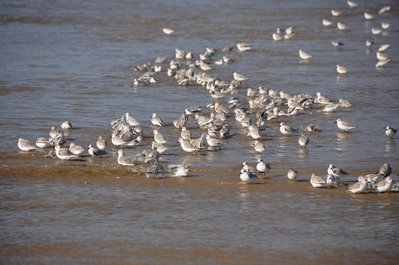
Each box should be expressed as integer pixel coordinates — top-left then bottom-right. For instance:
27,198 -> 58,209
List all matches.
238,185 -> 250,213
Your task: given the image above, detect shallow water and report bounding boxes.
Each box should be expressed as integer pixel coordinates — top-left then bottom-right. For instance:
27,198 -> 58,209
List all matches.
1,0 -> 399,264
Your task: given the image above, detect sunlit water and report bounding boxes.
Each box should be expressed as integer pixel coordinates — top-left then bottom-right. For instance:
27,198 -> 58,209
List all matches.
1,0 -> 399,264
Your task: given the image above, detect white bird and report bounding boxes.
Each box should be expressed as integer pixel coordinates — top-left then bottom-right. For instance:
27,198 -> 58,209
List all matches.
371,28 -> 382,35
322,103 -> 340,112
310,173 -> 326,188
335,118 -> 357,132
327,164 -> 349,178
96,135 -> 107,151
381,22 -> 390,30
347,1 -> 357,8
299,50 -> 312,60
379,6 -> 391,14
322,19 -> 333,27
376,52 -> 390,61
347,179 -> 369,194
236,43 -> 252,52
180,127 -> 192,141
69,143 -> 85,156
162,28 -> 174,35
117,149 -> 135,166
233,72 -> 248,81
247,125 -> 261,140
240,168 -> 258,184
35,137 -> 54,149
111,132 -> 126,147
151,141 -> 168,154
298,134 -> 309,148
279,122 -> 298,136
256,159 -> 270,174
88,144 -> 103,157
364,12 -> 374,20
178,138 -> 200,154
377,163 -> 392,178
385,126 -> 397,139
374,177 -> 393,192
61,120 -> 73,130
124,112 -> 141,127
169,164 -> 190,177
272,33 -> 283,41
336,65 -> 348,74
287,169 -> 298,181
151,113 -> 163,127
206,134 -> 222,150
378,44 -> 390,52
253,140 -> 265,154
153,129 -> 167,144
55,145 -> 78,160
18,138 -> 36,151
331,41 -> 344,47
331,10 -> 341,16
337,22 -> 348,30
326,174 -> 339,188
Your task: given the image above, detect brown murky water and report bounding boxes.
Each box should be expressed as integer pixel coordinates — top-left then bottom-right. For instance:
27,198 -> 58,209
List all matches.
1,0 -> 399,264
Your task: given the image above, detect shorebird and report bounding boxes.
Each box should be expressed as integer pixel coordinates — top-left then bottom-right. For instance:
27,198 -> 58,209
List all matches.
88,144 -> 103,157
287,169 -> 298,181
336,64 -> 348,74
236,43 -> 251,52
374,177 -> 393,192
151,113 -> 163,127
335,118 -> 357,132
240,168 -> 258,184
55,145 -> 78,160
35,137 -> 54,149
299,50 -> 312,60
69,143 -> 85,156
279,122 -> 298,136
327,164 -> 349,178
298,134 -> 309,148
310,173 -> 326,188
253,140 -> 265,154
153,129 -> 167,144
18,138 -> 36,151
385,126 -> 397,139
256,159 -> 270,174
233,72 -> 248,81
162,28 -> 174,35
117,149 -> 135,166
178,138 -> 200,154
96,135 -> 107,152
61,120 -> 73,130
347,179 -> 369,194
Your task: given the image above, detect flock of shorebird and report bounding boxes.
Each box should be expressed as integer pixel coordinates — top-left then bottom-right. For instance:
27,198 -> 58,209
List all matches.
17,1 -> 397,193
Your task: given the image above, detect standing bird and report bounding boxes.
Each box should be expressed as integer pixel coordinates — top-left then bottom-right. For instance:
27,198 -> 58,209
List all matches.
61,120 -> 73,130
335,119 -> 357,132
374,177 -> 393,193
253,140 -> 265,154
117,150 -> 135,166
347,179 -> 369,194
299,50 -> 312,60
279,122 -> 298,136
336,64 -> 348,74
178,138 -> 200,154
88,144 -> 103,157
328,164 -> 349,178
173,113 -> 188,129
151,113 -> 163,127
385,126 -> 397,139
69,143 -> 85,157
54,145 -> 77,160
96,135 -> 107,152
153,129 -> 167,144
298,134 -> 309,148
377,163 -> 392,179
287,169 -> 298,181
310,173 -> 326,188
256,159 -> 270,174
18,138 -> 37,151
240,168 -> 258,184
